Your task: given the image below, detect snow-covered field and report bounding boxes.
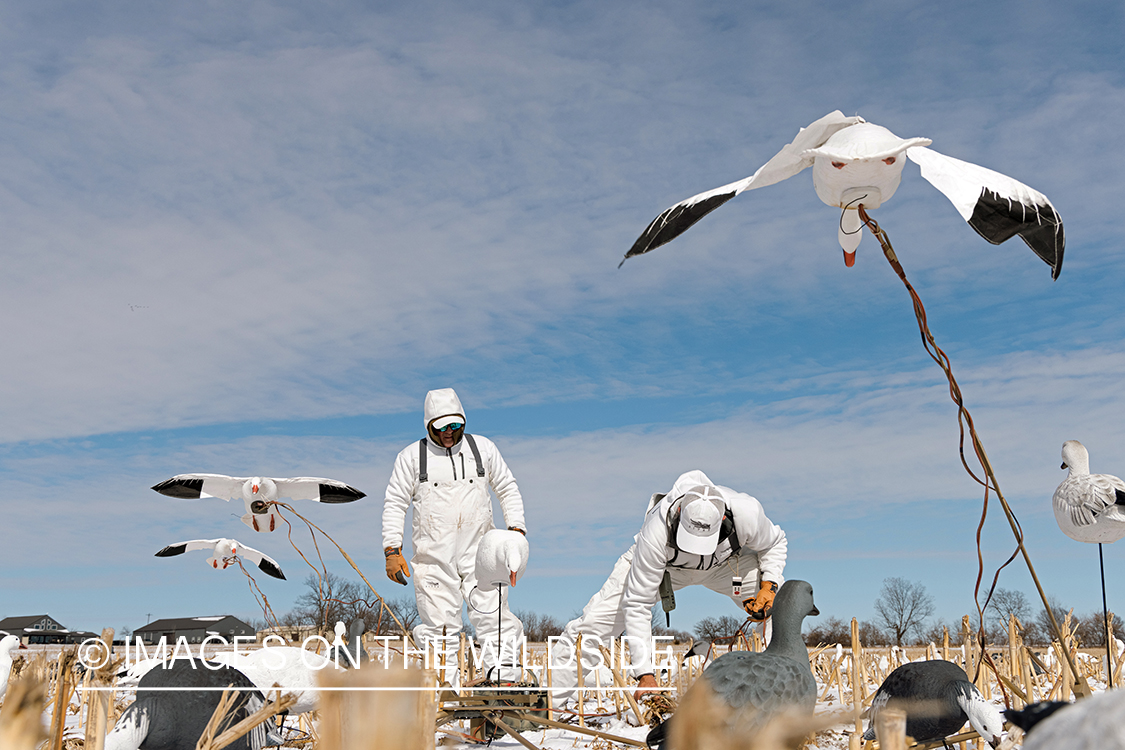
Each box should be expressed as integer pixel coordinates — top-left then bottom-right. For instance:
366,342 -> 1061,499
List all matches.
2,636 -> 1119,749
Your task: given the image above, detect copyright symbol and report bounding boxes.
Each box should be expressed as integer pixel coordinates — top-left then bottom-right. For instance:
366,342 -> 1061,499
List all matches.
77,638 -> 110,670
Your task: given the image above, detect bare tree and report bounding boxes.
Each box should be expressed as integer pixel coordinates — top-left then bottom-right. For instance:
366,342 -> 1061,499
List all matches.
1075,610 -> 1125,647
859,620 -> 891,647
874,577 -> 935,647
919,618 -> 954,647
804,616 -> 852,646
693,615 -> 744,642
981,587 -> 1032,640
1029,595 -> 1072,646
514,610 -> 564,643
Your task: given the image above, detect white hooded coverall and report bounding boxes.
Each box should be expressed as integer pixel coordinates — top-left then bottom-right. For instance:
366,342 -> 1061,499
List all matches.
554,469 -> 787,689
382,389 -> 526,674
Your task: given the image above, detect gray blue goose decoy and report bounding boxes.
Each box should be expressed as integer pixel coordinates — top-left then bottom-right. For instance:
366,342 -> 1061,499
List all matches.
863,660 -> 1004,747
647,579 -> 819,749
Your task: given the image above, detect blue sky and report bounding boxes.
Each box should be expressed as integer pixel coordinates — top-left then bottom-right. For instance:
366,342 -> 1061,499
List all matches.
2,0 -> 1124,641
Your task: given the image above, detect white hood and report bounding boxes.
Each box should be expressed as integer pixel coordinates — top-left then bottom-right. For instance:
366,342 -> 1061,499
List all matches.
424,388 -> 465,444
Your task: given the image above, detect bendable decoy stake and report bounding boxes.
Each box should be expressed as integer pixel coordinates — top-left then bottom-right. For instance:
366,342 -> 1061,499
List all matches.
856,205 -> 1089,698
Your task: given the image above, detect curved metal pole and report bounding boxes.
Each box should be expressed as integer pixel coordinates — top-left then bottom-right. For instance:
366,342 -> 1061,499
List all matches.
858,206 -> 1090,698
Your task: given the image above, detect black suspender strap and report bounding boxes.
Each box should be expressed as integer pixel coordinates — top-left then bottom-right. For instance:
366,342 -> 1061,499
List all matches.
463,434 -> 486,477
418,438 -> 428,483
419,434 -> 484,482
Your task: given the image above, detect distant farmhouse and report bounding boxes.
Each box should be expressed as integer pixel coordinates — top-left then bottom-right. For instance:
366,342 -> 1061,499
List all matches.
0,614 -> 97,645
133,615 -> 254,645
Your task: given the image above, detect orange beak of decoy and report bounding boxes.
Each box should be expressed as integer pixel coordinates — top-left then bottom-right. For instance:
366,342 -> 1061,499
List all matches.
843,249 -> 856,267
252,484 -> 259,494
509,571 -> 518,586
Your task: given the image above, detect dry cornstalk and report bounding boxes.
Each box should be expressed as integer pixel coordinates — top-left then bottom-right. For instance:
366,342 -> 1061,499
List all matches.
195,687 -> 297,750
850,619 -> 864,736
316,664 -> 437,750
47,649 -> 78,750
511,712 -> 647,747
873,706 -> 908,750
0,677 -> 49,750
83,628 -> 119,750
597,644 -> 645,726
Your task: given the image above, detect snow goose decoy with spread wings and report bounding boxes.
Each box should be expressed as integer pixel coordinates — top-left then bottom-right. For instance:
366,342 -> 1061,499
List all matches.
154,538 -> 286,580
620,111 -> 1064,278
862,659 -> 1004,748
151,473 -> 365,532
646,580 -> 820,750
1053,440 -> 1125,544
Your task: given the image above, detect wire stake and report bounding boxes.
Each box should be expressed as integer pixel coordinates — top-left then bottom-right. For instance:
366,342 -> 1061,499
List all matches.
857,205 -> 1091,699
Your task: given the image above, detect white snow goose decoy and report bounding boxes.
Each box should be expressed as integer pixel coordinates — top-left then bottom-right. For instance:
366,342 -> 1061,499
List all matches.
647,580 -> 820,750
474,528 -> 529,588
863,660 -> 1004,747
151,473 -> 365,532
154,538 -> 286,580
1,633 -> 26,700
1016,691 -> 1125,750
620,111 -> 1064,278
1053,440 -> 1125,544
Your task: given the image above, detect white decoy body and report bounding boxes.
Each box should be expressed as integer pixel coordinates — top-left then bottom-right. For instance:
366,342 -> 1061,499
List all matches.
154,537 -> 286,580
210,645 -> 343,714
1,633 -> 25,700
474,529 -> 529,588
151,473 -> 364,532
621,111 -> 1064,278
1020,689 -> 1125,750
1053,440 -> 1125,544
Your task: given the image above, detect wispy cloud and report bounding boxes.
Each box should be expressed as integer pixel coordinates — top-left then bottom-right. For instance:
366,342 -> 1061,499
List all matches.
1,0 -> 1122,633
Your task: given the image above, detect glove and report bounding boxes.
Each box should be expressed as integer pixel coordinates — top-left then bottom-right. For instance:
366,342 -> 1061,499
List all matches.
743,580 -> 778,621
385,547 -> 410,585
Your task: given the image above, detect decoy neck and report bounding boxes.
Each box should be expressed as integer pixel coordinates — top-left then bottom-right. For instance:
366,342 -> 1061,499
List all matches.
1061,440 -> 1090,475
764,580 -> 819,662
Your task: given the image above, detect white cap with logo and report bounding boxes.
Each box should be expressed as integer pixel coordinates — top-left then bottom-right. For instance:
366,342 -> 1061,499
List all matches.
675,485 -> 727,555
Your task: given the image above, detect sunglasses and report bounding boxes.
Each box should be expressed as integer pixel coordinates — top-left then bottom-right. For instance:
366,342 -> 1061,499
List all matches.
436,423 -> 463,433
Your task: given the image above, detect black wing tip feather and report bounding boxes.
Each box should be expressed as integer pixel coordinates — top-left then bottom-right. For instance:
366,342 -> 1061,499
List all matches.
258,559 -> 286,580
151,477 -> 204,499
154,544 -> 186,558
621,191 -> 740,266
318,484 -> 365,503
967,188 -> 1064,279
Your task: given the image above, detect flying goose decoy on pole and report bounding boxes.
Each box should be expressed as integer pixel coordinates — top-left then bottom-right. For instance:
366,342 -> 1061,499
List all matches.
620,111 -> 1064,278
151,473 -> 365,532
154,537 -> 286,580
